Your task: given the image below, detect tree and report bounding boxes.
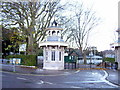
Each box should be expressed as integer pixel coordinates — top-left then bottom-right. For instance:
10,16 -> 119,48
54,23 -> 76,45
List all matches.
1,0 -> 63,55
63,2 -> 100,64
2,25 -> 25,56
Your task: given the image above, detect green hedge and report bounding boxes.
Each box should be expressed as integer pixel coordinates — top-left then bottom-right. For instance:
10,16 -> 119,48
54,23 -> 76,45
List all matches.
103,57 -> 115,63
6,55 -> 37,66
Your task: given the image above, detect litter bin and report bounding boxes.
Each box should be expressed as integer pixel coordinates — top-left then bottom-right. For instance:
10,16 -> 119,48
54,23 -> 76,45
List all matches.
115,62 -> 118,70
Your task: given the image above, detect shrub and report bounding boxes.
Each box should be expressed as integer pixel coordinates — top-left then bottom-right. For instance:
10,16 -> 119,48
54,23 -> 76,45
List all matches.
103,57 -> 115,63
5,55 -> 37,66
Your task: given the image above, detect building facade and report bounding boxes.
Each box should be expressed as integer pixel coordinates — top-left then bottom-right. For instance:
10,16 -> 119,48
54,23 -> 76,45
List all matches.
39,21 -> 68,70
115,2 -> 120,69
102,50 -> 115,58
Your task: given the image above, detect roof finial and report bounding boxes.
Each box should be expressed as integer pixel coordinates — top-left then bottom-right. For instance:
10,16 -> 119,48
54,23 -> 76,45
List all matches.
52,17 -> 57,26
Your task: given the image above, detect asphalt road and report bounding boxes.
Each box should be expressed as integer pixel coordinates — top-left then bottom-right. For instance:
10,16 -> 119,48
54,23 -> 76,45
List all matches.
1,69 -> 119,88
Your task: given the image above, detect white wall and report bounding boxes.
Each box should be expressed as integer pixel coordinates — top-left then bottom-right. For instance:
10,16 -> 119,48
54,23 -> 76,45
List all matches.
105,54 -> 115,58
115,47 -> 120,69
78,59 -> 103,64
43,47 -> 65,70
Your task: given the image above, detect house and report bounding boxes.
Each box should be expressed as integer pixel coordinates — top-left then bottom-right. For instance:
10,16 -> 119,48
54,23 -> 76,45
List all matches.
65,48 -> 103,64
102,50 -> 115,58
114,2 -> 120,70
78,55 -> 103,64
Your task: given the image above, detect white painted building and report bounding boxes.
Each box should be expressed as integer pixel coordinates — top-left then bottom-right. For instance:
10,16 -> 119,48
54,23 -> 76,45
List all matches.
103,50 -> 115,58
105,54 -> 115,58
115,2 -> 120,69
78,55 -> 103,64
39,21 -> 68,70
115,28 -> 120,69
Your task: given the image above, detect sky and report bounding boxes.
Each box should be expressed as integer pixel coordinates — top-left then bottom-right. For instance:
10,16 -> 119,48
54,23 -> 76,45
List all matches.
87,0 -> 119,51
61,0 -> 119,51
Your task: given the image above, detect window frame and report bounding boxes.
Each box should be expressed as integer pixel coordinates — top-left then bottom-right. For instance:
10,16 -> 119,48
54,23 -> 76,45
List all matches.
46,51 -> 48,61
59,51 -> 62,61
51,51 -> 55,61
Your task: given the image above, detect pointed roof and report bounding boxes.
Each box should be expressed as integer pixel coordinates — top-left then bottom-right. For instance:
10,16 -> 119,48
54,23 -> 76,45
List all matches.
52,20 -> 58,26
46,20 -> 63,30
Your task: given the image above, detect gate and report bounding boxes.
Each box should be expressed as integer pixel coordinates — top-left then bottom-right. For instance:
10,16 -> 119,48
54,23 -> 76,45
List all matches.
64,56 -> 78,69
64,56 -> 118,70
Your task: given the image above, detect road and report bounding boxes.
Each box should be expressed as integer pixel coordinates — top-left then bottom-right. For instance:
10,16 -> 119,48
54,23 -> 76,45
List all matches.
1,69 -> 119,88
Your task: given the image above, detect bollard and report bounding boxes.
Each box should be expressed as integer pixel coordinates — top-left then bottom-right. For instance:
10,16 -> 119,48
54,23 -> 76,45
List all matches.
104,62 -> 106,68
13,64 -> 15,72
75,62 -> 76,69
115,62 -> 118,70
12,58 -> 16,72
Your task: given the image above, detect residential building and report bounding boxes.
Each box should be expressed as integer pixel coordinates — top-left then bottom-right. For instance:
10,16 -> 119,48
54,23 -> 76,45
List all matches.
102,50 -> 115,58
66,48 -> 103,64
114,2 -> 120,69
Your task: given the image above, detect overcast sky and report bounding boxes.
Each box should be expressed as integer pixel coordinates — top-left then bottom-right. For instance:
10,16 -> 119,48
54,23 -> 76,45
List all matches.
85,0 -> 119,51
86,0 -> 119,51
62,0 -> 119,51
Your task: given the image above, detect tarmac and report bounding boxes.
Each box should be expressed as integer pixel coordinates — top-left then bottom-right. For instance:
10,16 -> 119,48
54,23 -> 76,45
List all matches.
106,69 -> 120,86
1,64 -> 120,86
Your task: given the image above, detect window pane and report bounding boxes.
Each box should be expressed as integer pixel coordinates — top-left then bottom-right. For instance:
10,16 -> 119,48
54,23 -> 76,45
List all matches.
52,51 -> 55,61
46,52 -> 48,61
59,52 -> 61,61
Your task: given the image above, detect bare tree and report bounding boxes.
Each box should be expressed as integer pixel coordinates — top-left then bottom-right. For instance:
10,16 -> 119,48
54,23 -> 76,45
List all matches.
1,0 -> 63,55
63,3 -> 100,64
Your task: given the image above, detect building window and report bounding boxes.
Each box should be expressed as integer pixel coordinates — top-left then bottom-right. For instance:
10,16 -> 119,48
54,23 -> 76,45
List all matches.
59,52 -> 61,61
57,31 -> 59,35
52,31 -> 56,35
52,51 -> 55,61
118,38 -> 120,43
49,31 -> 50,35
46,51 -> 48,61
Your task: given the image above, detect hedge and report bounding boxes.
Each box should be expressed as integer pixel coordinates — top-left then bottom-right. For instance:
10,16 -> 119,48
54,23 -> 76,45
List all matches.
103,57 -> 115,63
5,55 -> 37,66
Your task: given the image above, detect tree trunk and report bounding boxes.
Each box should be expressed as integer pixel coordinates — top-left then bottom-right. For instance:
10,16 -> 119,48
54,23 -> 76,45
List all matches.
83,51 -> 87,64
79,47 -> 87,64
27,34 -> 35,55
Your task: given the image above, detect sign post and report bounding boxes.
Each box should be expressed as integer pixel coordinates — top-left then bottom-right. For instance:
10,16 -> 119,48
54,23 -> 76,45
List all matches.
12,58 -> 16,72
13,63 -> 16,72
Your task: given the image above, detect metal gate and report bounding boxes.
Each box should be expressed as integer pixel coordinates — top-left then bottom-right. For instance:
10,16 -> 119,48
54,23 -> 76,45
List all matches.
64,56 -> 78,69
64,56 -> 118,70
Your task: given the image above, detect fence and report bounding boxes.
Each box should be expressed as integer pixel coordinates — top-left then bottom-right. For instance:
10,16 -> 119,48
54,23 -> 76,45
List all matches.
64,56 -> 118,70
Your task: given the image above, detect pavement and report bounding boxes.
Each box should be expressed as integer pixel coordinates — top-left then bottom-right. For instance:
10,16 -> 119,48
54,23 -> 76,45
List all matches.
0,64 -> 120,86
1,64 -> 79,76
106,69 -> 120,86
